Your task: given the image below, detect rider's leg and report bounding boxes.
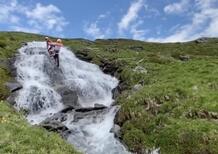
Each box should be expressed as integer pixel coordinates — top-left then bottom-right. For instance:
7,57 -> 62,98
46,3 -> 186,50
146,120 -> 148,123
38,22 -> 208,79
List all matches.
56,54 -> 59,67
54,54 -> 59,67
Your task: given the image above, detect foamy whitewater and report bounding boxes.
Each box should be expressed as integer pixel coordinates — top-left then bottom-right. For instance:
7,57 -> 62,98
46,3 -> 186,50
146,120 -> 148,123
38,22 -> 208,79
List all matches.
14,42 -> 129,154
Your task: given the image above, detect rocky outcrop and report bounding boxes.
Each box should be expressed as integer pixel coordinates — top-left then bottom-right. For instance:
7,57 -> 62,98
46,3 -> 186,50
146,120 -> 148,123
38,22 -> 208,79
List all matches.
56,86 -> 80,108
110,124 -> 121,138
40,106 -> 116,138
7,91 -> 18,105
40,112 -> 69,138
5,82 -> 22,93
75,49 -> 93,62
5,81 -> 22,105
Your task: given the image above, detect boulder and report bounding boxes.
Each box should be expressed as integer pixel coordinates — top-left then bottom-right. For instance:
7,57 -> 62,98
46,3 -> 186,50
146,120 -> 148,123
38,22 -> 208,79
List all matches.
8,56 -> 17,77
7,91 -> 18,105
5,82 -> 22,93
56,86 -> 80,108
94,103 -> 107,108
40,112 -> 69,137
110,124 -> 121,138
40,120 -> 68,134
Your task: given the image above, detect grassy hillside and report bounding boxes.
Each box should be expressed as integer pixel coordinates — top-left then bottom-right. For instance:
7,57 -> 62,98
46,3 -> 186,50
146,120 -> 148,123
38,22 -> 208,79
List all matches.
0,32 -> 79,154
0,32 -> 218,153
65,37 -> 218,153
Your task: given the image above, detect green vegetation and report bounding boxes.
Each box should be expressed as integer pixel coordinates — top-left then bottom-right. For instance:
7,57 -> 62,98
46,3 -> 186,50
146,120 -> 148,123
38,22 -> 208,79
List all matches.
0,32 -> 79,154
0,32 -> 218,153
65,38 -> 218,153
0,100 -> 79,154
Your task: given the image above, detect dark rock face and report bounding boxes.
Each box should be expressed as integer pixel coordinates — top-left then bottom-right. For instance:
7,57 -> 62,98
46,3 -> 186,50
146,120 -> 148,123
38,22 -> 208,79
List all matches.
0,56 -> 17,77
40,106 -> 112,138
99,60 -> 119,76
56,86 -> 80,108
75,49 -> 92,62
110,124 -> 121,138
40,112 -> 70,138
5,82 -> 22,93
98,59 -> 128,99
7,91 -> 18,105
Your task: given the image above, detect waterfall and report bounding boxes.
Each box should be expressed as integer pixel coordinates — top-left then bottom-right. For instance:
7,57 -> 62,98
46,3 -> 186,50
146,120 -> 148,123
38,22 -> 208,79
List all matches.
14,41 -> 129,154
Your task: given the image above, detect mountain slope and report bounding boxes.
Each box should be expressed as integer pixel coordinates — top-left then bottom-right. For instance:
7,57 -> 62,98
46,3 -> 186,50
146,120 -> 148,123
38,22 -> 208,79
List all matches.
0,32 -> 218,154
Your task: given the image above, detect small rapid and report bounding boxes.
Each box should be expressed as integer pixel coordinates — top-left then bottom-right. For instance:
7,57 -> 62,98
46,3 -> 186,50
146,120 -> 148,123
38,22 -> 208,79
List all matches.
14,42 -> 129,154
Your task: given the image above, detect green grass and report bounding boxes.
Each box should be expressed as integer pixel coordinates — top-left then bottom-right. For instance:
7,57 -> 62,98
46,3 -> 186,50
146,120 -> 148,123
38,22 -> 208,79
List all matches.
0,32 -> 218,153
0,32 -> 79,154
65,37 -> 218,153
0,100 -> 79,154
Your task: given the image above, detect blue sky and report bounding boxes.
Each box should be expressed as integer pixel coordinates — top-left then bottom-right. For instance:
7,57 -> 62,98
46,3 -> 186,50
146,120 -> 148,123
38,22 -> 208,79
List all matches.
1,0 -> 218,42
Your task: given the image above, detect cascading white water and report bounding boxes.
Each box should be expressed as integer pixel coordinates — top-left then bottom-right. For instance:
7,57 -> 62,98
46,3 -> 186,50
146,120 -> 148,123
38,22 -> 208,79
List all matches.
59,47 -> 118,107
15,41 -> 130,154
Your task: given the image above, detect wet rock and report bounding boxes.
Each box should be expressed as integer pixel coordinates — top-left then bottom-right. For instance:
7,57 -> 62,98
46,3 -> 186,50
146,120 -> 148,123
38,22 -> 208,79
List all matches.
8,56 -> 17,77
112,87 -> 120,99
21,42 -> 28,46
7,91 -> 18,105
56,86 -> 80,108
75,106 -> 107,113
110,124 -> 121,138
133,66 -> 148,74
94,103 -> 107,108
44,112 -> 68,123
40,120 -> 68,134
5,82 -> 22,92
112,81 -> 128,99
43,59 -> 64,85
40,112 -> 69,136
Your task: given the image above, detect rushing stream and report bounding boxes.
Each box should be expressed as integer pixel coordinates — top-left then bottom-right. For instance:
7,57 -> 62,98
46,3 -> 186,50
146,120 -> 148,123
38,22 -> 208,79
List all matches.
14,42 -> 129,154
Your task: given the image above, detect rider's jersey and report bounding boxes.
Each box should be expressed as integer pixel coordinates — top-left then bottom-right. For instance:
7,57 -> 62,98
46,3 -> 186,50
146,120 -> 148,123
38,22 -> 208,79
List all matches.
48,42 -> 63,54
